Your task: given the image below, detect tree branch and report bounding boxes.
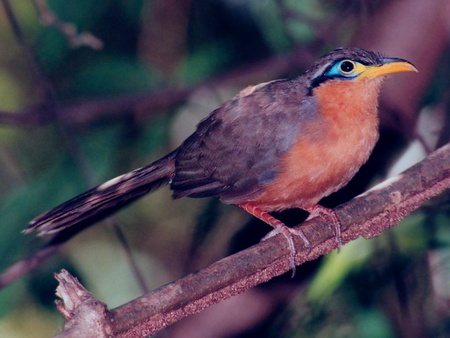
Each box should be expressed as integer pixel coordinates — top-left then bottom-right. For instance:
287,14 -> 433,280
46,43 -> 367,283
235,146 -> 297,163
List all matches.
0,47 -> 315,127
53,142 -> 450,337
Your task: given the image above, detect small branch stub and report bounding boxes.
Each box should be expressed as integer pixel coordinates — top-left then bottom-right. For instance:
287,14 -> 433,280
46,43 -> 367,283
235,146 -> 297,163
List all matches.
54,269 -> 113,338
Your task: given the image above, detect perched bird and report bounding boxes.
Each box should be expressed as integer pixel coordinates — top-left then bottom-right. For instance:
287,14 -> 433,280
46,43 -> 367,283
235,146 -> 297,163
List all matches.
26,47 -> 417,269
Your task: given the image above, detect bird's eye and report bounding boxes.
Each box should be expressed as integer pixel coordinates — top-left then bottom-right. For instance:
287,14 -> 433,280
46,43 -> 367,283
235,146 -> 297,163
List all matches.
321,59 -> 362,80
339,60 -> 355,74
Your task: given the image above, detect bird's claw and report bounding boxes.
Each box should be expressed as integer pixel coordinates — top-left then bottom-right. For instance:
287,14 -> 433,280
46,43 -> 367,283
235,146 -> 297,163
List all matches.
263,225 -> 311,277
306,205 -> 342,250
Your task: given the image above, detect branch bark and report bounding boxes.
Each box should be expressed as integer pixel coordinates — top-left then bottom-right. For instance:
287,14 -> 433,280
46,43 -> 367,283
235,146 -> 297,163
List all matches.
53,142 -> 450,337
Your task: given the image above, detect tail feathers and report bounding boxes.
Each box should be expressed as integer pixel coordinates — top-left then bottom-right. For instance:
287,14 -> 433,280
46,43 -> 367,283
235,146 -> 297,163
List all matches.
25,151 -> 177,236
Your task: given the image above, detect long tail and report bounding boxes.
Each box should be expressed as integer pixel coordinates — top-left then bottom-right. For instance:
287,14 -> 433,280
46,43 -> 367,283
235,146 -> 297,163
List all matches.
25,150 -> 177,236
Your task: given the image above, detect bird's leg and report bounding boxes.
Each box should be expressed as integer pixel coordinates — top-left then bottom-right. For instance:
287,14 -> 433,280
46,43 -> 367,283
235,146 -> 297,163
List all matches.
305,205 -> 342,249
238,203 -> 311,274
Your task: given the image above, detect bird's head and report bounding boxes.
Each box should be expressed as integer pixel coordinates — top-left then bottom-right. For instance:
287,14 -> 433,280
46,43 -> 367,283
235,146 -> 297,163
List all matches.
306,47 -> 417,94
300,47 -> 418,125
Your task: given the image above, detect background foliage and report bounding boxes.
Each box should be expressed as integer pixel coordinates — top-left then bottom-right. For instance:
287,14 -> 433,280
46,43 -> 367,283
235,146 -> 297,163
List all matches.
0,0 -> 449,337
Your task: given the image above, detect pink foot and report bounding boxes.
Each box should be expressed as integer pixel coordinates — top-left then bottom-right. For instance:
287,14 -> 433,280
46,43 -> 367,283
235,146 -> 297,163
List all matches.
239,203 -> 311,276
306,205 -> 342,248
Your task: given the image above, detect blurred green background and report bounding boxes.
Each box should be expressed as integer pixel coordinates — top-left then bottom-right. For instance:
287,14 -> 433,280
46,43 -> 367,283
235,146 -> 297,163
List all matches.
0,0 -> 448,337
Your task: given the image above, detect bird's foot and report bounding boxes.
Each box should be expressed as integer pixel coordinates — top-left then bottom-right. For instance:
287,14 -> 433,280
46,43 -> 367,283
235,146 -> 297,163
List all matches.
239,203 -> 311,277
306,205 -> 342,249
262,224 -> 311,277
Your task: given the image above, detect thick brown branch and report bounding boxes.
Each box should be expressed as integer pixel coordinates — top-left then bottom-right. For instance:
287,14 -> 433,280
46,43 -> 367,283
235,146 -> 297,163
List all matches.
54,143 -> 450,337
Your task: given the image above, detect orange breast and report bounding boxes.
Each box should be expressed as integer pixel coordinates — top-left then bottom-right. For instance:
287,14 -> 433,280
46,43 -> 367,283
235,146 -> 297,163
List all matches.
250,78 -> 383,212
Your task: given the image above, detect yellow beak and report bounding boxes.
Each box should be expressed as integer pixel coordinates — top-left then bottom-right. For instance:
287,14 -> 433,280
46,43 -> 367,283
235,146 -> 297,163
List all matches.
358,58 -> 418,80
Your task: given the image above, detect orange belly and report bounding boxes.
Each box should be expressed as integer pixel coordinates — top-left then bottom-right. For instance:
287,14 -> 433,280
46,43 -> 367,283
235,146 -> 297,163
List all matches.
248,79 -> 381,211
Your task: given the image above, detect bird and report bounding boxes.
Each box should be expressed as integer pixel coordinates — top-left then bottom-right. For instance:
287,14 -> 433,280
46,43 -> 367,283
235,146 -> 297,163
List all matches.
25,47 -> 417,270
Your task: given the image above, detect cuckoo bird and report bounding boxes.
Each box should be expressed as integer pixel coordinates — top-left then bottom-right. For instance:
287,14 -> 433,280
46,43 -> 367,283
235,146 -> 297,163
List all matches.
26,47 -> 417,270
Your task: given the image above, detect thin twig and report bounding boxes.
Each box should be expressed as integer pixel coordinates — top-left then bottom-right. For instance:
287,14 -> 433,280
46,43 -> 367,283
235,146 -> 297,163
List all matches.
0,0 -> 56,112
0,244 -> 61,288
109,220 -> 150,294
32,0 -> 103,50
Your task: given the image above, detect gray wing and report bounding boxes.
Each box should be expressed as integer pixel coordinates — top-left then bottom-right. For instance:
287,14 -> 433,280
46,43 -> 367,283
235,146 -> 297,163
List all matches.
170,78 -> 318,204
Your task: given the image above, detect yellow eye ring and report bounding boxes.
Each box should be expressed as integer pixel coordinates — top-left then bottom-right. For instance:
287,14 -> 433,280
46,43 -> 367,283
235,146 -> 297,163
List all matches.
339,60 -> 356,75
